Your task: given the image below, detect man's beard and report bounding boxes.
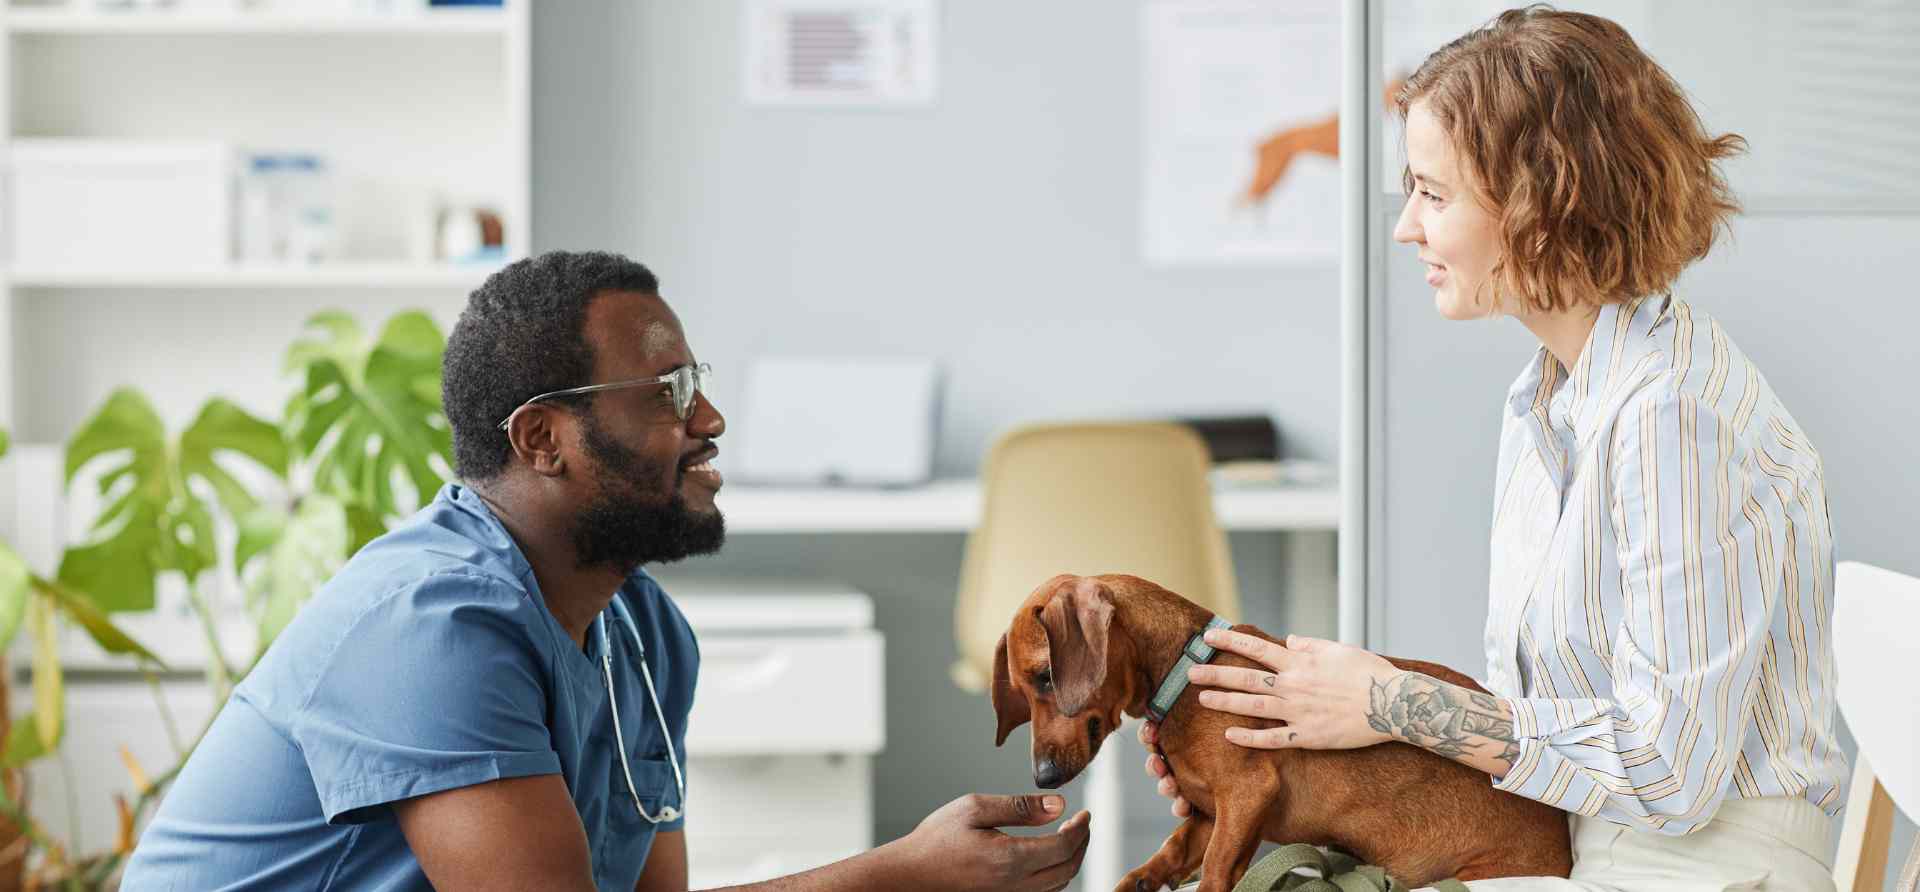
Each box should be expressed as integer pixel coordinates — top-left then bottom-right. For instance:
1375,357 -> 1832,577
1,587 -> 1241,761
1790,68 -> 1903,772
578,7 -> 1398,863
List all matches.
571,413 -> 725,571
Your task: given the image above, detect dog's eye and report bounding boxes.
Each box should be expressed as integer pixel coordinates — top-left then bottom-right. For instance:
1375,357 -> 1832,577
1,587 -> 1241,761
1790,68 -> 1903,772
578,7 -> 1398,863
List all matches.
1032,670 -> 1053,693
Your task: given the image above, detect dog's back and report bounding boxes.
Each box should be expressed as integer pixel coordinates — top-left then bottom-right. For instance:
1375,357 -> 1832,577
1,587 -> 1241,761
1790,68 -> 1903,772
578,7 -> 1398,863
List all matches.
1166,626 -> 1574,884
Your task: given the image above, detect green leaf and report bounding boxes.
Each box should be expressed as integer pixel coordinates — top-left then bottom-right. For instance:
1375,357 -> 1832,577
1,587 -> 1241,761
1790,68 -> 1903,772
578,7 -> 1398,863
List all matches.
234,506 -> 288,575
0,548 -> 28,651
239,496 -> 349,649
2,712 -> 54,768
0,426 -> 10,459
344,502 -> 387,557
58,392 -> 170,611
63,389 -> 167,488
179,398 -> 289,519
57,502 -> 163,612
59,390 -> 284,611
285,311 -> 452,523
38,579 -> 165,668
30,594 -> 62,751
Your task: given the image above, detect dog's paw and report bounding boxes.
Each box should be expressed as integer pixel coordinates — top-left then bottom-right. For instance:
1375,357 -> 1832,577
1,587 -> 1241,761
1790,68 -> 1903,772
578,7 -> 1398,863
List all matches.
1114,868 -> 1170,892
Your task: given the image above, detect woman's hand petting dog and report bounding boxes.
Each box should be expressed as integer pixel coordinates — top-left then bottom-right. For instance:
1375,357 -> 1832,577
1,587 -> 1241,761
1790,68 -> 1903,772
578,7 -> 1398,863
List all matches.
1142,632 -> 1407,813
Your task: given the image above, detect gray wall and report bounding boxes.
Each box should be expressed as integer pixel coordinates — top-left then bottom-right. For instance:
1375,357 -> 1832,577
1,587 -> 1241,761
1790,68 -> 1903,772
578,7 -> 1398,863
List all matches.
532,0 -> 1345,872
533,0 -> 1342,475
534,0 -> 1918,881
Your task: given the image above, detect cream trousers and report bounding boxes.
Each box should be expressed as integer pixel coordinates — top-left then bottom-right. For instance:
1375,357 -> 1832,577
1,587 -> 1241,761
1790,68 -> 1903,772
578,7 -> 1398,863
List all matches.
1433,796 -> 1835,892
1172,796 -> 1835,892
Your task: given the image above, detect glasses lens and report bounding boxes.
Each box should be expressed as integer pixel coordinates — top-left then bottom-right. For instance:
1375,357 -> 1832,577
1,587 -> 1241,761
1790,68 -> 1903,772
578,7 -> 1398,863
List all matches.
668,364 -> 712,421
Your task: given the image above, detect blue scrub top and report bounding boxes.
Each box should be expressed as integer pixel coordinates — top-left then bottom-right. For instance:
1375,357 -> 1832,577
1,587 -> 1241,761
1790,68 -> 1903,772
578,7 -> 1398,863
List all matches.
123,483 -> 699,891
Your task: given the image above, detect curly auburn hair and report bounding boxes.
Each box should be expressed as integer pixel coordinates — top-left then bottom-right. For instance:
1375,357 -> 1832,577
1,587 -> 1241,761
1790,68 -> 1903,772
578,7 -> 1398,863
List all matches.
1395,5 -> 1747,314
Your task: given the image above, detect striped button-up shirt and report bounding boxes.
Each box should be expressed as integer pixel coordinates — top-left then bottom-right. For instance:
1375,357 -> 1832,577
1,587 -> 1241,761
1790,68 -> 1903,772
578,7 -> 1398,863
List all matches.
1483,294 -> 1846,835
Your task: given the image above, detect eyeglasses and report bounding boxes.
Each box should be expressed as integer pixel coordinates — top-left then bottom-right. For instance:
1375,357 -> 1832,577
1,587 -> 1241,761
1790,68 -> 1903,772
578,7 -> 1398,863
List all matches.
497,363 -> 712,431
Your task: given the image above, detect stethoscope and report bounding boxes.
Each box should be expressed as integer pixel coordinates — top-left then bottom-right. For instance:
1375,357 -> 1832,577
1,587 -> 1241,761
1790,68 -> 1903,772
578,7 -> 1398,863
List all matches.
595,595 -> 687,824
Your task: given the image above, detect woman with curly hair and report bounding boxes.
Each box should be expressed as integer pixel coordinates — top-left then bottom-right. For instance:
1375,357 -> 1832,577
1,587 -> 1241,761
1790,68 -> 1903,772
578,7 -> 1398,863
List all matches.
1145,7 -> 1846,889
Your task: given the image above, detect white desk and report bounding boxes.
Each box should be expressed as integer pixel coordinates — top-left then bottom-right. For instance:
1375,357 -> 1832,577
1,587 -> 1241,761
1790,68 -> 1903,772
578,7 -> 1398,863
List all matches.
714,479 -> 1341,533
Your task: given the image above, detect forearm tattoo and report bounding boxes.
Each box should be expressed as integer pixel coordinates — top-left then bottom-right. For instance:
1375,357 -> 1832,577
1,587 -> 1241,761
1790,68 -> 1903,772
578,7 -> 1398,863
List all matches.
1366,673 -> 1519,768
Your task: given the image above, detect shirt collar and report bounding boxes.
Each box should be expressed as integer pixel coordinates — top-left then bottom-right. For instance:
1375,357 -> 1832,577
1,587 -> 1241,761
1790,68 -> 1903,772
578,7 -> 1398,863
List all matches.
1505,294 -> 1674,441
443,482 -> 655,610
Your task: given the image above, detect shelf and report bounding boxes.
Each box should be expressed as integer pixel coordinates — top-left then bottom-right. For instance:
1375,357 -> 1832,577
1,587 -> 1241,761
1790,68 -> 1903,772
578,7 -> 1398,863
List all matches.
3,261 -> 505,289
2,6 -> 508,36
713,479 -> 1342,534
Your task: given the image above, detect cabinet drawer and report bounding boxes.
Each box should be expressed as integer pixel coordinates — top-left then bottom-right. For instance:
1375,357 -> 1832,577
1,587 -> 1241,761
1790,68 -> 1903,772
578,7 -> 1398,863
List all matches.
684,754 -> 869,845
683,754 -> 870,888
686,632 -> 883,755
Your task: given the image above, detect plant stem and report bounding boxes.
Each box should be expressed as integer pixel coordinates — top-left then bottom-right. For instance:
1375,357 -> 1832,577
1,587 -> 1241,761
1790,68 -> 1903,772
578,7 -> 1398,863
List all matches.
183,579 -> 234,705
80,750 -> 190,888
86,636 -> 236,887
57,750 -> 80,857
142,670 -> 185,759
0,772 -> 58,864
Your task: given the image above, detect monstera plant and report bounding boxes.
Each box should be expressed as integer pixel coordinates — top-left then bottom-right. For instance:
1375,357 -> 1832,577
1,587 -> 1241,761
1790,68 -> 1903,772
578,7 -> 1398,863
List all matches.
0,309 -> 453,889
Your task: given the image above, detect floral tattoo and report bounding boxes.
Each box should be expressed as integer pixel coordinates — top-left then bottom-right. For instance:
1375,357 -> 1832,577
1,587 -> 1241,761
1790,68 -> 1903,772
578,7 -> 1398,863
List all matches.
1366,673 -> 1518,767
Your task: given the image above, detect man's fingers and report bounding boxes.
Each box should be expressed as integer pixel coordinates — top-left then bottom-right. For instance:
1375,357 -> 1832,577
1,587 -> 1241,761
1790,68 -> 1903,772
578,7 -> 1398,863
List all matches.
1055,809 -> 1091,836
1172,796 -> 1191,818
1138,721 -> 1159,746
1156,774 -> 1178,798
1146,753 -> 1169,779
1009,809 -> 1089,869
1021,812 -> 1092,891
965,793 -> 1064,828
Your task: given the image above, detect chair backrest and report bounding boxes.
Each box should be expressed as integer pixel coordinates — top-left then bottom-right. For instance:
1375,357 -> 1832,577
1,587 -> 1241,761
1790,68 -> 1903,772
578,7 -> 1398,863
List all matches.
950,421 -> 1240,692
1832,561 -> 1920,892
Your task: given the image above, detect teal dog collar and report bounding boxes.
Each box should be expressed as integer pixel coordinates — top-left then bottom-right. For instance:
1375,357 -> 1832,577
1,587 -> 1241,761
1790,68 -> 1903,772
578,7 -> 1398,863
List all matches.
1146,616 -> 1234,723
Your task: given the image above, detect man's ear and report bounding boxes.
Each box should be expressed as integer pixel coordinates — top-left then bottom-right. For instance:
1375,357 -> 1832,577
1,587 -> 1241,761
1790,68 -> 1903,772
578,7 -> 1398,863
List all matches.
1039,578 -> 1116,717
990,633 -> 1031,747
505,407 -> 568,476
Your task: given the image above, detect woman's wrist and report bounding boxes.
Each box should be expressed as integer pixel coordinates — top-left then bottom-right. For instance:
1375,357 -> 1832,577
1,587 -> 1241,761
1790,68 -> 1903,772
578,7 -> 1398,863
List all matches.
1365,671 -> 1520,776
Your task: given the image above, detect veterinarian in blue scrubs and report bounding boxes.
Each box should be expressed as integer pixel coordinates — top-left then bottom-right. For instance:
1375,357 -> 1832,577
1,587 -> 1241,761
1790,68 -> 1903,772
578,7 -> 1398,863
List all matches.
1147,9 -> 1845,891
124,252 -> 1091,891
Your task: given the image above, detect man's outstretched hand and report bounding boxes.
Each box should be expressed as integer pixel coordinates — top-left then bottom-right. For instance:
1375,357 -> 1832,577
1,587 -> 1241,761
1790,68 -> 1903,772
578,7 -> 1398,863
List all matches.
893,794 -> 1091,892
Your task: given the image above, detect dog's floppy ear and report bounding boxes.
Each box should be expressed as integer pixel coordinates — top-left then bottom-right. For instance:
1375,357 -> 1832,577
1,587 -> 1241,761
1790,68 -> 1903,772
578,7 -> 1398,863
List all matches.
1039,578 -> 1116,717
990,633 -> 1030,747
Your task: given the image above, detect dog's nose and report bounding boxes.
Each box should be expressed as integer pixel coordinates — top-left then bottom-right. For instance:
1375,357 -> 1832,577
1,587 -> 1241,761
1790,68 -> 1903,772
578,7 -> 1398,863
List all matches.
1034,758 -> 1067,789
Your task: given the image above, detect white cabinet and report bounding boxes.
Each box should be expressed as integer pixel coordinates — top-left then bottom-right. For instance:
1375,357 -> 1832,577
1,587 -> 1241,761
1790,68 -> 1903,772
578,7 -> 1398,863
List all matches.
18,584 -> 885,888
669,585 -> 886,888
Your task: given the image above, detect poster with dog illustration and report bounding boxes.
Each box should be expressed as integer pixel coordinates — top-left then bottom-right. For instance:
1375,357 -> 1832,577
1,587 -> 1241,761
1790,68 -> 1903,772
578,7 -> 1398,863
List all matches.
1142,1 -> 1340,267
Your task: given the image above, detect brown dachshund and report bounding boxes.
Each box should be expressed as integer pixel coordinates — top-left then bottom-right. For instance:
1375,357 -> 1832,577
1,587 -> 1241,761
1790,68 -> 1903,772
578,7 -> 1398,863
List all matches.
990,574 -> 1571,892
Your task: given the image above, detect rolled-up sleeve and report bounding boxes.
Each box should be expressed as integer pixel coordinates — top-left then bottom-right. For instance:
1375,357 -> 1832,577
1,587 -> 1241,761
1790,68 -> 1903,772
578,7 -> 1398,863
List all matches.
1492,390 -> 1789,835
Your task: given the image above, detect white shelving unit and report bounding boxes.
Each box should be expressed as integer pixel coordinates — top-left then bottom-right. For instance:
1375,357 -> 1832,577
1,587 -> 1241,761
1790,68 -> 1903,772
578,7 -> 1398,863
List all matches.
5,5 -> 510,35
0,0 -> 531,858
2,261 -> 505,289
0,0 -> 531,441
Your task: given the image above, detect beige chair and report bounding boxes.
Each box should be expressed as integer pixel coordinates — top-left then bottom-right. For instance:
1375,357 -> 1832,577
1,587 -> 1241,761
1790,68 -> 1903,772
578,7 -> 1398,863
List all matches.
1832,561 -> 1920,892
951,420 -> 1240,892
951,420 -> 1241,694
